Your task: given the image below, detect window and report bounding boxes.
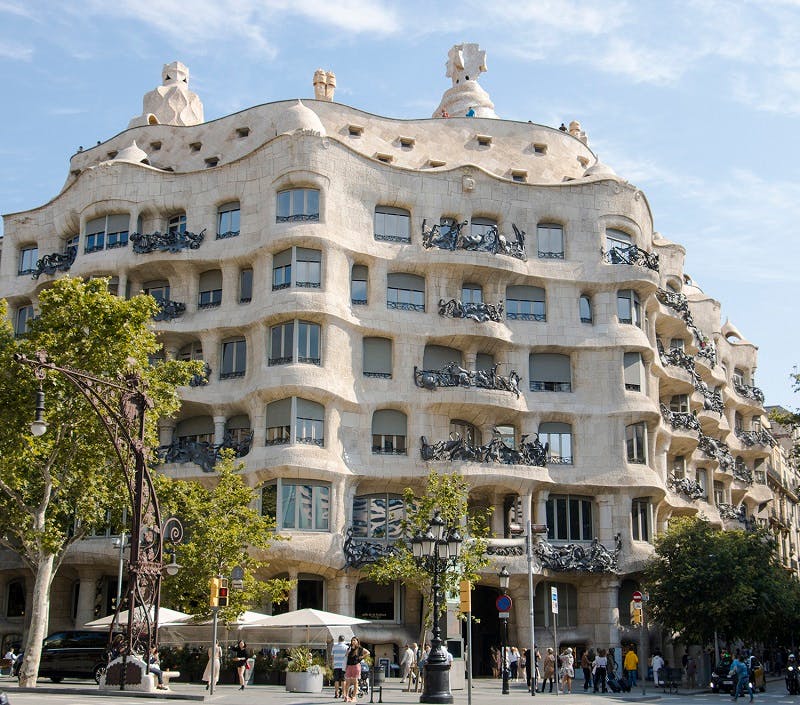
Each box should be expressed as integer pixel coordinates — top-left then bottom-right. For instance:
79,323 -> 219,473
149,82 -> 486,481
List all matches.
269,320 -> 321,366
179,341 -> 203,361
351,265 -> 368,305
168,213 -> 187,236
261,480 -> 330,531
14,305 -> 34,336
579,295 -> 592,323
296,398 -> 324,445
273,250 -> 291,290
670,338 -> 685,351
670,394 -> 689,413
450,419 -> 480,446
371,409 -> 407,455
239,268 -> 253,303
733,368 -> 745,386
529,353 -> 571,392
143,280 -> 170,301
537,223 -> 564,259
626,422 -> 647,464
476,353 -> 495,372
539,422 -> 573,464
374,206 -> 411,243
6,580 -> 25,617
534,582 -> 577,628
672,455 -> 686,478
696,468 -> 708,499
297,575 -> 325,610
355,580 -> 399,621
265,397 -> 324,446
461,284 -> 483,304
266,398 -> 291,445
387,273 -> 425,311
545,496 -> 593,541
470,217 -> 496,240
495,424 -> 515,448
198,269 -> 222,308
18,246 -> 38,275
225,415 -> 252,449
713,481 -> 725,505
352,494 -> 405,539
623,352 -> 645,392
506,285 -> 546,321
606,228 -> 632,262
423,344 -> 462,370
220,338 -> 247,379
617,289 -> 641,327
296,248 -> 322,288
176,416 -> 214,446
217,202 -> 241,238
631,498 -> 651,541
277,188 -> 320,222
85,214 -> 129,253
363,337 -> 392,378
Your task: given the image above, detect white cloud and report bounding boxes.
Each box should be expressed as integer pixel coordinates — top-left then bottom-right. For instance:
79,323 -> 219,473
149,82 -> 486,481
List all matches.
0,39 -> 33,61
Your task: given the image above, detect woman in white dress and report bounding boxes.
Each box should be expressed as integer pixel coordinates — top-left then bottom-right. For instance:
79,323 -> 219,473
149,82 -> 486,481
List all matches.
202,641 -> 222,690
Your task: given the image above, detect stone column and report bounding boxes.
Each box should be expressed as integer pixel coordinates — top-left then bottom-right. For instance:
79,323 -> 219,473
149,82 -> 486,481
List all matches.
213,416 -> 227,446
75,571 -> 102,629
159,420 -> 176,447
288,569 -> 299,611
593,576 -> 621,650
326,575 -> 353,616
596,494 -> 615,543
116,271 -> 128,299
221,263 -> 239,307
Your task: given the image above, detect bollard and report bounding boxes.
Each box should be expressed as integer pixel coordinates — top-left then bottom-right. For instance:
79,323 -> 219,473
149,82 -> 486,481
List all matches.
379,685 -> 383,703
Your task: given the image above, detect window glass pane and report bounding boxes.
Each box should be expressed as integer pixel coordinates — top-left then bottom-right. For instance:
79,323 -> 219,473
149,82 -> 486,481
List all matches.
387,497 -> 404,538
556,497 -> 567,539
277,191 -> 291,218
297,484 -> 313,529
353,496 -> 368,537
581,501 -> 593,538
569,498 -> 580,539
282,484 -> 297,528
580,295 -> 592,322
240,269 -> 253,301
261,484 -> 277,519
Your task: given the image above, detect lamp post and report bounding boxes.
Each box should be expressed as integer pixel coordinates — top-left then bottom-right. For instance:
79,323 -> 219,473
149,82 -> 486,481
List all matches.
499,565 -> 510,695
411,510 -> 463,704
15,351 -> 182,689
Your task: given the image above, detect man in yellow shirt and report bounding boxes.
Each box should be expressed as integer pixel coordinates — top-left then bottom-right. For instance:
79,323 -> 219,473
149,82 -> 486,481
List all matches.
624,646 -> 639,688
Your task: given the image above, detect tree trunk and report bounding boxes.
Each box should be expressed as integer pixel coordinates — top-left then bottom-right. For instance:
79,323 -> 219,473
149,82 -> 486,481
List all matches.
18,553 -> 54,688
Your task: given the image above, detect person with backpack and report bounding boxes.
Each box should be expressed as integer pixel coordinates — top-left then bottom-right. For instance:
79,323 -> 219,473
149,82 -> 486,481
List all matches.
729,653 -> 753,702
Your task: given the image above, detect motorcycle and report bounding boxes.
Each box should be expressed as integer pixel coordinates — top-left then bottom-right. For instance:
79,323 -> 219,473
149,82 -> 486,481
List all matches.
786,663 -> 799,695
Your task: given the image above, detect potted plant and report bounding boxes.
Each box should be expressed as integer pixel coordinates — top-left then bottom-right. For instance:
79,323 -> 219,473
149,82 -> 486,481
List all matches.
285,646 -> 324,693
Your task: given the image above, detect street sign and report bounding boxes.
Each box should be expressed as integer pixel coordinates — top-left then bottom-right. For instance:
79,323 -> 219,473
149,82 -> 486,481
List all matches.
632,591 -> 643,609
550,586 -> 558,614
496,594 -> 512,612
499,611 -> 510,619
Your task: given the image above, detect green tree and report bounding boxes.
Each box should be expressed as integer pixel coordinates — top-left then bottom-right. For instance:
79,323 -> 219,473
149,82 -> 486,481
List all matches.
367,471 -> 490,643
769,367 -> 800,460
156,451 -> 292,622
643,516 -> 800,647
0,277 -> 199,687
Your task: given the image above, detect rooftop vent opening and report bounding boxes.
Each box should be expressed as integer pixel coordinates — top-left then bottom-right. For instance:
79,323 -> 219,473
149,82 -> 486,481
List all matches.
476,134 -> 493,147
375,152 -> 394,164
577,156 -> 590,167
236,127 -> 251,138
348,124 -> 364,137
204,156 -> 220,168
511,170 -> 528,183
428,159 -> 446,168
399,136 -> 415,149
107,150 -> 119,160
533,143 -> 547,155
149,141 -> 162,151
189,141 -> 202,152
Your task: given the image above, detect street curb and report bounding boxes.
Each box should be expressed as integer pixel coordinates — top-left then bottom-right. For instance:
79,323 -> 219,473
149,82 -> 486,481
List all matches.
0,685 -> 204,700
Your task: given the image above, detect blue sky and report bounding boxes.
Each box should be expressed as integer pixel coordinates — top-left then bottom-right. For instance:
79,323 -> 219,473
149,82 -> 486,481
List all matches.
1,0 -> 798,407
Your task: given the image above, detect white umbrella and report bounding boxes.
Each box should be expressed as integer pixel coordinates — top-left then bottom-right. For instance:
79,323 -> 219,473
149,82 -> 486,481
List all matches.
84,606 -> 192,630
242,608 -> 368,647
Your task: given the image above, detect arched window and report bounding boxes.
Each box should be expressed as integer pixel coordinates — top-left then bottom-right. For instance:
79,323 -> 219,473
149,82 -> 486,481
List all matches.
363,337 -> 392,378
387,273 -> 425,311
462,283 -> 483,304
220,337 -> 247,378
617,289 -> 641,327
623,352 -> 644,392
626,423 -> 647,464
579,294 -> 592,324
537,223 -> 564,259
261,480 -> 330,531
198,269 -> 222,308
506,285 -> 546,321
269,320 -> 321,366
168,213 -> 187,236
18,246 -> 38,275
374,206 -> 410,243
351,265 -> 368,305
14,304 -> 34,336
631,497 -> 651,541
529,353 -> 571,392
277,188 -> 320,222
423,345 -> 462,370
371,410 -> 407,455
217,202 -> 240,238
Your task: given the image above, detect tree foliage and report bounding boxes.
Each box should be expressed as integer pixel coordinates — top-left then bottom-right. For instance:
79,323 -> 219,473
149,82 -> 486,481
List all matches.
367,471 -> 490,631
156,451 -> 292,622
769,367 -> 800,461
0,277 -> 199,686
643,516 -> 800,646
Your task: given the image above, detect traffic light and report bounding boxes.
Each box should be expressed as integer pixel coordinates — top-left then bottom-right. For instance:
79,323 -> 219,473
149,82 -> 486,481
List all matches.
218,579 -> 229,607
209,577 -> 220,607
459,580 -> 472,613
630,600 -> 642,626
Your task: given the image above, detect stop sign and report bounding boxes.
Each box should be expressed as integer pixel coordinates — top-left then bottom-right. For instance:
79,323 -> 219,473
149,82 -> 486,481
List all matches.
632,591 -> 643,606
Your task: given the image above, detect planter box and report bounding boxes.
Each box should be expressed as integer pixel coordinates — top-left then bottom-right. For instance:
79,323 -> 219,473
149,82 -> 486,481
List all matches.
286,670 -> 324,693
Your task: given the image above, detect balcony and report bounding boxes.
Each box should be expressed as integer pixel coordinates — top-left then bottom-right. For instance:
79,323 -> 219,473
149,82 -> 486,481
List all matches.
130,228 -> 205,253
655,289 -> 717,367
603,244 -> 659,272
420,429 -> 547,466
733,379 -> 765,405
421,219 -> 527,261
387,300 -> 424,312
735,428 -> 777,448
668,473 -> 706,500
32,245 -> 77,279
156,431 -> 253,473
276,212 -> 319,223
438,298 -> 504,323
215,229 -> 240,240
414,363 -> 521,397
698,433 -> 735,474
533,534 -> 622,573
152,299 -> 186,322
661,404 -> 701,432
530,380 -> 571,392
343,527 -> 401,568
188,362 -> 211,387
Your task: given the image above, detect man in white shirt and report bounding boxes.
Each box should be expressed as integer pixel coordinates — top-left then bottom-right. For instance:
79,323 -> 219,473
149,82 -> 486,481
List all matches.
651,653 -> 665,686
332,635 -> 348,698
401,643 -> 415,682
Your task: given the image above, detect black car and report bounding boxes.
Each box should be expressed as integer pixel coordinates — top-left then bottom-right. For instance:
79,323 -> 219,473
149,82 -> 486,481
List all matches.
37,631 -> 110,683
710,656 -> 766,694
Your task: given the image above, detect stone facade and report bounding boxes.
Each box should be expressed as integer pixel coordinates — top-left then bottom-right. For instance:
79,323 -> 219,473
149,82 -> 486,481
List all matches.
0,48 -> 780,668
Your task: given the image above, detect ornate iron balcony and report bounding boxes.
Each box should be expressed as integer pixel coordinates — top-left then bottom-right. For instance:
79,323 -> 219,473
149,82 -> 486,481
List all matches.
486,539 -> 525,557
414,362 -> 521,397
421,428 -> 547,466
735,428 -> 777,448
698,433 -> 734,473
546,454 -> 573,465
508,311 -> 546,322
387,301 -> 425,312
298,356 -> 321,365
659,345 -> 696,375
265,436 -> 290,446
32,245 -> 77,279
733,462 -> 754,485
268,356 -> 292,366
603,244 -> 659,271
538,250 -> 565,259
156,430 -> 253,473
733,379 -> 765,404
438,298 -> 504,323
297,436 -> 324,447
296,281 -> 321,288
374,233 -> 411,243
188,362 -> 211,387
421,219 -> 527,261
718,502 -> 747,523
215,230 -> 240,240
276,213 -> 319,223
130,228 -> 205,253
530,380 -> 571,392
372,446 -> 408,456
351,298 -> 368,306
660,404 -> 701,432
534,534 -> 621,573
152,299 -> 186,321
343,527 -> 401,568
656,289 -> 717,367
363,371 -> 392,379
219,369 -> 245,380
668,473 -> 706,500
272,282 -> 291,291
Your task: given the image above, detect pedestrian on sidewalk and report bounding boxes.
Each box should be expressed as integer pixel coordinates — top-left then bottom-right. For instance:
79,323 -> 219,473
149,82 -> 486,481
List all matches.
560,647 -> 574,694
593,649 -> 608,693
624,646 -> 638,688
581,649 -> 594,691
541,647 -> 556,693
729,653 -> 753,702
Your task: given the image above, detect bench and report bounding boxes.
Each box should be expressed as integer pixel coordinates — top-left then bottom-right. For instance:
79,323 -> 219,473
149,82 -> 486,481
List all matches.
661,667 -> 683,694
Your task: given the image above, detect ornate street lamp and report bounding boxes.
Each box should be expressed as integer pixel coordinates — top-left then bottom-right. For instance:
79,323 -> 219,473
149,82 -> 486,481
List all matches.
15,351 -> 182,690
410,511 -> 463,704
499,565 -> 510,695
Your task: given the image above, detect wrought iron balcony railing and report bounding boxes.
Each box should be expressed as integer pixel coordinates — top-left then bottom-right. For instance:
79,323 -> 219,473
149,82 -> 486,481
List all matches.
374,232 -> 411,243
32,245 -> 77,279
421,428 -> 547,466
414,362 -> 521,397
215,230 -> 240,240
156,431 -> 253,473
276,213 -> 319,223
603,244 -> 659,271
387,301 -> 425,312
668,473 -> 706,500
130,228 -> 205,253
698,433 -> 735,474
530,380 -> 571,392
655,289 -> 717,367
658,345 -> 696,376
735,428 -> 777,448
343,527 -> 402,568
363,371 -> 392,379
372,446 -> 408,456
733,379 -> 766,404
188,362 -> 211,387
660,404 -> 701,432
438,298 -> 504,323
533,534 -> 622,573
152,299 -> 186,322
219,369 -> 245,380
421,219 -> 527,261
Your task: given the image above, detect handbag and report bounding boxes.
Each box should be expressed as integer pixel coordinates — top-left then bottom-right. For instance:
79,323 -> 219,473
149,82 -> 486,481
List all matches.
245,661 -> 251,670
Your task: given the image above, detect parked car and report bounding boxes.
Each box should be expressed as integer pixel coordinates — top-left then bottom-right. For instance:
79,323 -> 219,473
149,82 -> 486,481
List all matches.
37,631 -> 111,683
710,655 -> 765,693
